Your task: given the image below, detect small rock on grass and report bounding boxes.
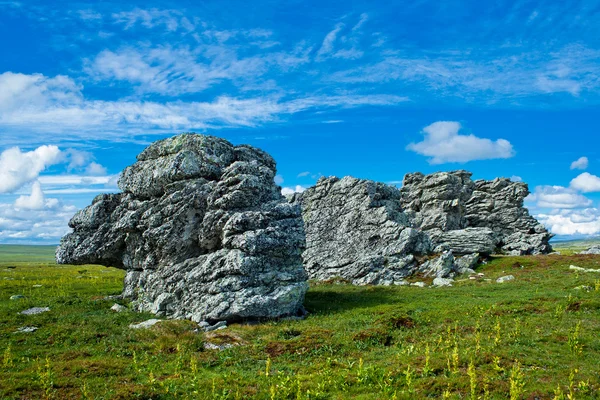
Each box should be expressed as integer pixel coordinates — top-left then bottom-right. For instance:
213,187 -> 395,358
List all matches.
410,282 -> 427,288
10,295 -> 25,300
496,275 -> 515,283
204,342 -> 235,351
21,307 -> 50,315
569,265 -> 600,273
574,285 -> 593,292
32,284 -> 42,288
200,320 -> 227,332
110,303 -> 128,312
14,326 -> 38,333
432,277 -> 453,287
129,319 -> 162,329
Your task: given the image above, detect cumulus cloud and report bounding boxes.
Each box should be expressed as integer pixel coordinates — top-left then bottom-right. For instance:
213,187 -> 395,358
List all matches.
406,121 -> 515,164
297,171 -> 310,178
14,181 -> 59,210
281,185 -> 306,196
570,172 -> 600,193
570,156 -> 589,170
537,208 -> 600,236
0,200 -> 76,243
528,185 -> 593,209
85,162 -> 108,176
510,175 -> 523,182
274,174 -> 284,185
0,145 -> 62,193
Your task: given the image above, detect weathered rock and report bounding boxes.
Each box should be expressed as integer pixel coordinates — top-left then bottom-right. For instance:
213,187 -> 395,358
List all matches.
496,275 -> 515,283
569,265 -> 600,273
10,295 -> 25,300
14,326 -> 38,333
110,304 -> 128,313
298,176 -> 431,285
454,253 -> 480,274
401,171 -> 552,255
418,251 -> 455,278
129,319 -> 163,329
465,178 -> 552,254
21,307 -> 50,315
577,245 -> 600,255
428,228 -> 498,255
57,133 -> 308,323
432,277 -> 454,287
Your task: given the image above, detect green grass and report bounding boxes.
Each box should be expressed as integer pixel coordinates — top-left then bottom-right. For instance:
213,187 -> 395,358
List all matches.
0,245 -> 57,264
553,239 -> 600,256
1,254 -> 600,399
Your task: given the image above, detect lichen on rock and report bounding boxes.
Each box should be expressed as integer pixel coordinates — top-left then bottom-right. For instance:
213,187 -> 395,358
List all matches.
57,133 -> 307,323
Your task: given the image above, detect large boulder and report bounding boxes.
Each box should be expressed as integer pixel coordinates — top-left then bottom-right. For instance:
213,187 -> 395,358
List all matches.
57,134 -> 307,323
298,176 -> 431,285
465,178 -> 553,255
401,171 -> 552,255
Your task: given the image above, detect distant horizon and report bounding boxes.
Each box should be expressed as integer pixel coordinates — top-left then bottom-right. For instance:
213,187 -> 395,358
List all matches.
1,1 -> 600,243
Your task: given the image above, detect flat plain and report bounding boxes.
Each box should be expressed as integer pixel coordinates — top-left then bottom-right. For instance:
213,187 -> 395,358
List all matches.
1,244 -> 599,399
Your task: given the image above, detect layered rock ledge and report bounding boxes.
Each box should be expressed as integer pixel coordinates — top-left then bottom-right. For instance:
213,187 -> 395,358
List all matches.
57,134 -> 307,323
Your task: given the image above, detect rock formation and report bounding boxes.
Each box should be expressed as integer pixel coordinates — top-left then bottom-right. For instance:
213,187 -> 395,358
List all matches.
297,176 -> 431,285
401,170 -> 552,255
57,134 -> 308,323
295,170 -> 551,285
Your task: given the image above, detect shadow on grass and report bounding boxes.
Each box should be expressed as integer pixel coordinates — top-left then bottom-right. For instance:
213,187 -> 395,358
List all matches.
304,285 -> 402,315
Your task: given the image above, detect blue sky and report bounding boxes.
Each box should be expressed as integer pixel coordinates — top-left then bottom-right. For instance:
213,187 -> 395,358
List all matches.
1,0 -> 600,243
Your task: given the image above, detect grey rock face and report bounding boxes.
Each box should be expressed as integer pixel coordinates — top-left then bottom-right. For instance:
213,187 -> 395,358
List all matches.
299,176 -> 431,285
577,245 -> 600,255
401,171 -> 552,255
465,178 -> 552,255
57,133 -> 307,323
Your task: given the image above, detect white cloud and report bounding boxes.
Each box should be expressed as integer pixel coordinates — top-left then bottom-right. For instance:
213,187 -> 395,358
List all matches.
0,145 -> 62,193
570,172 -> 600,193
570,156 -> 589,170
406,121 -> 515,164
0,72 -> 406,145
112,8 -> 191,32
0,200 -> 76,243
14,181 -> 58,210
281,185 -> 306,196
85,162 -> 108,176
317,23 -> 344,58
510,175 -> 523,182
297,171 -> 310,178
537,208 -> 600,236
529,185 -> 593,209
274,174 -> 284,185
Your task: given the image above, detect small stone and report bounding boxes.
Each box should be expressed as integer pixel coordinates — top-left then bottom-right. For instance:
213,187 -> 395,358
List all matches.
410,282 -> 427,287
469,276 -> 478,280
32,284 -> 43,288
574,285 -> 593,291
110,303 -> 127,312
129,319 -> 162,329
496,275 -> 515,283
203,320 -> 227,332
204,342 -> 234,351
569,265 -> 600,273
432,277 -> 454,287
10,295 -> 25,300
14,326 -> 38,333
21,307 -> 50,315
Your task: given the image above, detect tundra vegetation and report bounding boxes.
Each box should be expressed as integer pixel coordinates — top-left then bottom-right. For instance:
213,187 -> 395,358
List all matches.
1,244 -> 599,399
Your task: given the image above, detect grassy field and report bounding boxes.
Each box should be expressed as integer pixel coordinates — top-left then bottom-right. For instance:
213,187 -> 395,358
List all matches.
1,251 -> 600,399
0,245 -> 57,264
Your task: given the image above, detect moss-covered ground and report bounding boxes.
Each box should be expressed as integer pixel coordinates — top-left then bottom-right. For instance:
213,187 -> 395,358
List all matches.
1,245 -> 599,399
